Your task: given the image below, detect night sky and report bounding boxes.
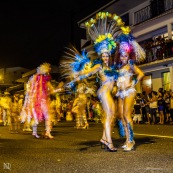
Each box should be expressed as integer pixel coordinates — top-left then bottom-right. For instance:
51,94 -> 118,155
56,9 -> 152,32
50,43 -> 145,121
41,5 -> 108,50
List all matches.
0,1 -> 111,69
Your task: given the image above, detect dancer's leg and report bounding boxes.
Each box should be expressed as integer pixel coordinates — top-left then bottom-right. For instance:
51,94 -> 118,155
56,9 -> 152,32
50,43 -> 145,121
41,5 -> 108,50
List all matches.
32,123 -> 40,138
123,92 -> 136,151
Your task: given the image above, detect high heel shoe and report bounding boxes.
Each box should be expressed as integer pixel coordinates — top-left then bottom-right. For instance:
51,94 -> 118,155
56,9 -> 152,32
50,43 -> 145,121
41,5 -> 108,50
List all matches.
44,133 -> 54,139
32,134 -> 40,139
82,123 -> 89,129
122,140 -> 135,149
121,142 -> 127,149
105,142 -> 117,152
100,139 -> 106,149
123,141 -> 135,152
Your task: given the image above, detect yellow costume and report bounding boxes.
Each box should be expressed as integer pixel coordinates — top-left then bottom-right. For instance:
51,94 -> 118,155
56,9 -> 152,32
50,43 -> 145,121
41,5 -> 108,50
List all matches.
72,83 -> 88,129
1,92 -> 12,126
10,94 -> 20,133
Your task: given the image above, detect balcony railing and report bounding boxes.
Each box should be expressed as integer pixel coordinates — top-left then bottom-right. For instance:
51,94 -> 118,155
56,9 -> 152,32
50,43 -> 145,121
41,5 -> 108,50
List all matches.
137,37 -> 173,66
134,5 -> 151,25
134,0 -> 173,25
165,0 -> 173,10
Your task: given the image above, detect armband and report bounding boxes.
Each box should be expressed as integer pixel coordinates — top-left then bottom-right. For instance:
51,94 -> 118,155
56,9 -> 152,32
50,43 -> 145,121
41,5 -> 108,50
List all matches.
132,79 -> 138,87
134,78 -> 138,85
128,59 -> 134,66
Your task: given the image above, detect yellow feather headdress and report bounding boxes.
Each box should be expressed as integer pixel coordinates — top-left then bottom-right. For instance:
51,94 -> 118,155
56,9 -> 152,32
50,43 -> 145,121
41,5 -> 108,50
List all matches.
37,63 -> 51,74
85,12 -> 131,55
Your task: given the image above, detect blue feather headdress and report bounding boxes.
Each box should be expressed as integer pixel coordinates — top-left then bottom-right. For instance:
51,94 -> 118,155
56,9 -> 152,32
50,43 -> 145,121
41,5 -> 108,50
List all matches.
85,12 -> 131,55
70,50 -> 90,72
60,46 -> 91,79
94,35 -> 116,55
116,33 -> 146,63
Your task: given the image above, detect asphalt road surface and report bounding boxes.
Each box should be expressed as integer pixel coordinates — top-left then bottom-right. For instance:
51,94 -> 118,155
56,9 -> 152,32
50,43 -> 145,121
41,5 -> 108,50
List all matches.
0,121 -> 173,173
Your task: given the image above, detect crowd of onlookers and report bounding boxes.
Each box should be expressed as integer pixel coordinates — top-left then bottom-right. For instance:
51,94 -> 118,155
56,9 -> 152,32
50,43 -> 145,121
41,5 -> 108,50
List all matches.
138,36 -> 173,65
132,88 -> 173,125
56,88 -> 173,126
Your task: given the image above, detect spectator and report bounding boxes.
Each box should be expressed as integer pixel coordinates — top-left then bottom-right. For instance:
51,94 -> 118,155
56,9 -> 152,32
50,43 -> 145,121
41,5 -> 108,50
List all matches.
141,91 -> 150,124
157,91 -> 165,124
169,92 -> 173,124
164,91 -> 170,123
149,91 -> 158,124
133,99 -> 142,124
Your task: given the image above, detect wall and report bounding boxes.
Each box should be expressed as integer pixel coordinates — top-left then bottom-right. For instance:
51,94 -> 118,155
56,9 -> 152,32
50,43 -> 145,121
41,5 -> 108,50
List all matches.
152,78 -> 162,92
169,66 -> 173,91
151,69 -> 170,92
136,82 -> 142,93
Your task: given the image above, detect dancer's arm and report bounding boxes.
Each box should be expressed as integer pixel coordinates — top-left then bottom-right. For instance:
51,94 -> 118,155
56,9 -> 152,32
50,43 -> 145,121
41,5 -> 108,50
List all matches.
76,64 -> 101,81
131,64 -> 144,86
47,81 -> 64,94
65,64 -> 101,88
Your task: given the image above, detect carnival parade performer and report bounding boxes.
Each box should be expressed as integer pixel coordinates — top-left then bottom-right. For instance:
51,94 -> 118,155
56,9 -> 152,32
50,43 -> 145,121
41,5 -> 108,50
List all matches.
72,82 -> 89,129
19,94 -> 32,132
1,91 -> 12,126
62,48 -> 117,152
9,94 -> 20,133
20,63 -> 61,139
115,34 -> 145,151
74,52 -> 118,152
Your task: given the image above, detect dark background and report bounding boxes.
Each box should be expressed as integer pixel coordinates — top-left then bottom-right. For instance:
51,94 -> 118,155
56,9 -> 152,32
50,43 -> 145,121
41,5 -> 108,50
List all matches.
0,1 -> 111,69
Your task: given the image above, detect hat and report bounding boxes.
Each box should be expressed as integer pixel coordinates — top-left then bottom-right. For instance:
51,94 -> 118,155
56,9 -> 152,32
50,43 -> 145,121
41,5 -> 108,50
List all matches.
37,63 -> 51,74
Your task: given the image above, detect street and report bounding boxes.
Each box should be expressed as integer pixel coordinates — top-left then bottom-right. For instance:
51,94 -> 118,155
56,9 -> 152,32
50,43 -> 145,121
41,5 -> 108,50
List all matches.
0,121 -> 173,173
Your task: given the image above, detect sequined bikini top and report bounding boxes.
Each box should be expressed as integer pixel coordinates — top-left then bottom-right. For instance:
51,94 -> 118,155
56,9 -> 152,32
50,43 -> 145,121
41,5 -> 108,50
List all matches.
118,65 -> 133,77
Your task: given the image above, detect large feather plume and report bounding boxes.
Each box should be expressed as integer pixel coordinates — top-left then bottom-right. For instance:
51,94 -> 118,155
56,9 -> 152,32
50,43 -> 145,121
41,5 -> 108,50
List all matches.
59,46 -> 91,80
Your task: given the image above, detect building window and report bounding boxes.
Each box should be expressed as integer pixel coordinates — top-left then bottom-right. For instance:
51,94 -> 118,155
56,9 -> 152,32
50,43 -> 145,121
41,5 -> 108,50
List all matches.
162,71 -> 170,91
141,75 -> 152,94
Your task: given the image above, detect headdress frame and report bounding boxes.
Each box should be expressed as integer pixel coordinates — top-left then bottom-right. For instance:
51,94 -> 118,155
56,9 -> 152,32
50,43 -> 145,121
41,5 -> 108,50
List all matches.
85,12 -> 131,56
